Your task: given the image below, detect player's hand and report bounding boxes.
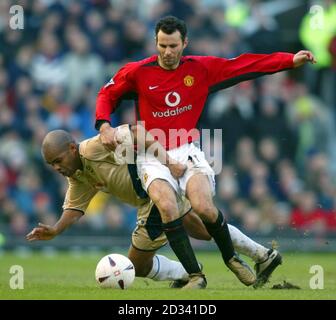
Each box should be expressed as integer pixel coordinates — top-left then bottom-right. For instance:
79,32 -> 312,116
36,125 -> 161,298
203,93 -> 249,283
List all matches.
26,223 -> 57,241
293,50 -> 316,68
168,162 -> 187,179
99,124 -> 119,151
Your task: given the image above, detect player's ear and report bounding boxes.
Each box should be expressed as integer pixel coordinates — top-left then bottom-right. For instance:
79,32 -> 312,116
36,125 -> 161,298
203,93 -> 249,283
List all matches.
69,142 -> 77,154
183,37 -> 188,49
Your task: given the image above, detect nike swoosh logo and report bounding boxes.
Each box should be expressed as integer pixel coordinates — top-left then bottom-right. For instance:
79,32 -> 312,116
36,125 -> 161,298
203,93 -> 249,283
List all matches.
149,85 -> 159,90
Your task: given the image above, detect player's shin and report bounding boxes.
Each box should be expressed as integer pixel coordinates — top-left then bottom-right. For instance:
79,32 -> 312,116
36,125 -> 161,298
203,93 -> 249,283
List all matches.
146,255 -> 189,281
163,218 -> 202,275
228,224 -> 268,262
203,210 -> 234,263
203,210 -> 256,286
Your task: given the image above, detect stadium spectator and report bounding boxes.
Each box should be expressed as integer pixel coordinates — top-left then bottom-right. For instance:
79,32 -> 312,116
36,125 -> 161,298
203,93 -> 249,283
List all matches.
299,0 -> 336,106
290,190 -> 328,236
63,31 -> 105,105
30,32 -> 67,90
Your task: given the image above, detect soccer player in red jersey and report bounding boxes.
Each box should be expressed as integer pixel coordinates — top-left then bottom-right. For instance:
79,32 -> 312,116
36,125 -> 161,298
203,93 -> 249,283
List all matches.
95,16 -> 316,289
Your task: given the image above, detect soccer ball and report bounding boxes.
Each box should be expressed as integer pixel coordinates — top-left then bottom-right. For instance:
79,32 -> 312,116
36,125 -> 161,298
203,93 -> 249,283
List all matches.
95,253 -> 135,289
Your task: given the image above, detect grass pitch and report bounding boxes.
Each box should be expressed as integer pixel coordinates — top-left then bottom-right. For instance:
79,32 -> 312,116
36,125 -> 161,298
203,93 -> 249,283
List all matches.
0,251 -> 335,300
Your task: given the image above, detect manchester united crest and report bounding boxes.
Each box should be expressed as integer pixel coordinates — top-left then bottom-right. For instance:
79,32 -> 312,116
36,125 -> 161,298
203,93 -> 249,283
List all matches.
184,75 -> 194,87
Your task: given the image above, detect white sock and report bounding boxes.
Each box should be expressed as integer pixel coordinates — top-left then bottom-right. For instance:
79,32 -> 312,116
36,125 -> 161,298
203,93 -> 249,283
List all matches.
146,255 -> 189,281
228,224 -> 268,262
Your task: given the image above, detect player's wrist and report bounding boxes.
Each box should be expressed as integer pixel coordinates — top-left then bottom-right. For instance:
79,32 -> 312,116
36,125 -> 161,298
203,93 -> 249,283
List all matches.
99,122 -> 112,133
95,120 -> 111,132
51,226 -> 61,236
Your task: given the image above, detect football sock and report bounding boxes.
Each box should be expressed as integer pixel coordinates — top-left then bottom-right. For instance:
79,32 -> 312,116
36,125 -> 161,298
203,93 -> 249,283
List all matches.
228,224 -> 268,262
146,255 -> 189,281
203,210 -> 235,263
163,218 -> 201,275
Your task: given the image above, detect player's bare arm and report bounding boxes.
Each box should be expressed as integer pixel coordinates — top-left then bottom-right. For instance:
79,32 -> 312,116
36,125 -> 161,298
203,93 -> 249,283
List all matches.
26,206 -> 209,242
293,50 -> 316,68
99,123 -> 186,179
26,209 -> 83,241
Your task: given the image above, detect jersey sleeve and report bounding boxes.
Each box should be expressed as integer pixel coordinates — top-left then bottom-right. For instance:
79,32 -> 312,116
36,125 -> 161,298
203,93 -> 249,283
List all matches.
95,62 -> 138,123
200,53 -> 294,93
62,177 -> 98,213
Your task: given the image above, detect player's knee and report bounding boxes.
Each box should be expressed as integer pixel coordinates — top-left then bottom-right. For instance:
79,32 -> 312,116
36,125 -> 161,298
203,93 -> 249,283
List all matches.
156,199 -> 179,221
193,203 -> 217,222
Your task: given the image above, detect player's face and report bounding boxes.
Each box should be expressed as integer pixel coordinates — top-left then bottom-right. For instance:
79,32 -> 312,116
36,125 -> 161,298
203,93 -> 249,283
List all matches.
44,143 -> 81,177
156,30 -> 187,70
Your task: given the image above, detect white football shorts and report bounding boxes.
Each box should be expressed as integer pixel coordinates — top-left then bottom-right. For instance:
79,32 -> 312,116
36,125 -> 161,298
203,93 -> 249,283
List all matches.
136,141 -> 215,196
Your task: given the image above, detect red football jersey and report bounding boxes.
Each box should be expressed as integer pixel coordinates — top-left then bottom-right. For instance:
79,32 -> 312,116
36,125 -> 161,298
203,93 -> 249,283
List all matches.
96,53 -> 294,149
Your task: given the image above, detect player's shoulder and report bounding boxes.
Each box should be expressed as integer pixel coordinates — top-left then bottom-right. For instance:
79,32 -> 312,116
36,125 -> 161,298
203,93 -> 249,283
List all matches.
124,56 -> 158,71
183,55 -> 220,62
183,55 -> 205,61
79,135 -> 109,162
138,55 -> 158,66
182,55 -> 219,67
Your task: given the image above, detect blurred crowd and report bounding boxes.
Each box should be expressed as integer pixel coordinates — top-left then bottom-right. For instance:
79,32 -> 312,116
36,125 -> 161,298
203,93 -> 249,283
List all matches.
1,0 -> 336,238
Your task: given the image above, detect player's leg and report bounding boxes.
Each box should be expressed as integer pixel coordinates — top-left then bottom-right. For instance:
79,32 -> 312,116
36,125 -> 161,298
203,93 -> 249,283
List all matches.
183,209 -> 271,260
182,210 -> 270,261
226,224 -> 268,261
225,224 -> 282,287
146,179 -> 206,289
182,210 -> 282,287
182,210 -> 212,240
128,245 -> 190,282
186,174 -> 256,286
128,246 -> 155,277
129,220 -> 202,286
180,144 -> 255,286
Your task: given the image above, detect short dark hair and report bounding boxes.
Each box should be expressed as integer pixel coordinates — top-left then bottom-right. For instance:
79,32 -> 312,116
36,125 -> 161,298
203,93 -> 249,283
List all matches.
155,16 -> 187,42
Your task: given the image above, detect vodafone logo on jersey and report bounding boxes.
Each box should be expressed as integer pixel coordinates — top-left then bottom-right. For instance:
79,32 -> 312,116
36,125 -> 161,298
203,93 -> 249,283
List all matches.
165,92 -> 181,107
152,91 -> 192,118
